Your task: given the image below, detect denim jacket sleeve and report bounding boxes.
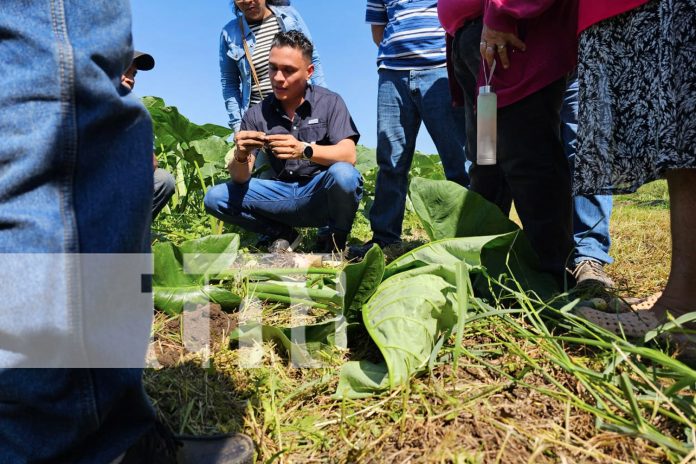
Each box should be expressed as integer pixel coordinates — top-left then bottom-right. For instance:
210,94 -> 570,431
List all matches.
277,6 -> 328,88
219,29 -> 243,132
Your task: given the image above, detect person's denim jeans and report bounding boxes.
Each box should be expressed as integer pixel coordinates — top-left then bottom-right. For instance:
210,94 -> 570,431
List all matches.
204,162 -> 363,237
153,167 -> 176,218
1,1 -> 155,463
561,76 -> 614,266
370,67 -> 469,244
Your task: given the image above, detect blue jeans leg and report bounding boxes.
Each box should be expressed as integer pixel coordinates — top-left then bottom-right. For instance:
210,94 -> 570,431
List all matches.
204,163 -> 362,236
153,167 -> 175,218
0,1 -> 155,463
370,69 -> 423,244
414,67 -> 469,186
370,68 -> 469,244
561,75 -> 614,266
307,162 -> 363,234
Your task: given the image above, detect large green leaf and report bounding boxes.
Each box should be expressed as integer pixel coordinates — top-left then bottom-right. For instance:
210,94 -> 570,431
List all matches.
143,96 -> 227,153
409,152 -> 445,182
355,145 -> 377,174
340,245 -> 385,321
385,235 -> 557,300
153,234 -> 241,315
409,177 -> 518,240
230,317 -> 352,366
336,273 -> 456,398
153,285 -> 242,315
154,234 -> 240,287
336,360 -> 390,399
408,178 -> 557,298
200,123 -> 233,139
335,234 -> 557,398
190,136 -> 230,165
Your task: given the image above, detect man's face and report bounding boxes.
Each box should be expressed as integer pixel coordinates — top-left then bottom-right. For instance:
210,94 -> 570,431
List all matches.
235,0 -> 268,23
121,63 -> 138,91
269,46 -> 314,104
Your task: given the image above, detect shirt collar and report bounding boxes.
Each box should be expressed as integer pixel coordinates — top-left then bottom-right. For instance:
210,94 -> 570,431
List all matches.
271,83 -> 315,118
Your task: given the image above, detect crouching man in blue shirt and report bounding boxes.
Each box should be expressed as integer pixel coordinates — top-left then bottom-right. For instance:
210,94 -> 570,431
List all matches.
205,30 -> 363,254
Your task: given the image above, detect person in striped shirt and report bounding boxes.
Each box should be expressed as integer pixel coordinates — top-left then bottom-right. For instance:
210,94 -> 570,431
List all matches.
220,0 -> 326,133
354,0 -> 470,255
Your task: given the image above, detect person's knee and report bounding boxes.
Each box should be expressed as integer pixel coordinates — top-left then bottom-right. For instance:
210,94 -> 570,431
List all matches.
154,168 -> 175,198
327,162 -> 362,197
203,184 -> 227,214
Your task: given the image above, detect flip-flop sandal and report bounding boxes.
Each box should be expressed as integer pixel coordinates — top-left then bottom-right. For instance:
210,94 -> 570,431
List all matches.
630,292 -> 663,311
574,305 -> 696,364
577,292 -> 665,314
574,306 -> 662,337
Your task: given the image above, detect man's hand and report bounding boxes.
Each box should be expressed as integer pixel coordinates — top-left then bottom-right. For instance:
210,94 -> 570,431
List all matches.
480,25 -> 526,69
234,130 -> 267,160
265,134 -> 304,160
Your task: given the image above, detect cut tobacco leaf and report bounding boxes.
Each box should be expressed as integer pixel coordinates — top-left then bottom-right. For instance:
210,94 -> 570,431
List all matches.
335,360 -> 390,399
340,245 -> 385,321
364,273 -> 457,387
153,285 -> 242,316
153,234 -> 241,314
409,177 -> 518,240
230,317 -> 351,366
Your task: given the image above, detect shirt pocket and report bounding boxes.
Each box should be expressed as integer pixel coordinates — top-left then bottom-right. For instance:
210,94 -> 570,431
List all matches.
226,43 -> 245,61
297,122 -> 329,145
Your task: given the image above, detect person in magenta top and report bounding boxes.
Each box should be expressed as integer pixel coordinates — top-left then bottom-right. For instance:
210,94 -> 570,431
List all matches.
440,0 -> 617,289
439,0 -> 579,284
573,0 -> 696,354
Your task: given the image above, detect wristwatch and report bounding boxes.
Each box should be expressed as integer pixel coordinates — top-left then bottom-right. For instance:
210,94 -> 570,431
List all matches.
301,142 -> 314,160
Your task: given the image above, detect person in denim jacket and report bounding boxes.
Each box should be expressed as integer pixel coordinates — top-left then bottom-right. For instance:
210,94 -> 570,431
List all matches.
220,0 -> 327,133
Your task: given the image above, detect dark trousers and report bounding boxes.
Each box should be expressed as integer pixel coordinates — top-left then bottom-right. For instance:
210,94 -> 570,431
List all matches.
452,20 -> 573,280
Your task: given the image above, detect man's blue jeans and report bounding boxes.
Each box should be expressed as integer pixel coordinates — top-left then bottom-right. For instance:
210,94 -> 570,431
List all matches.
370,67 -> 469,244
1,1 -> 155,463
204,162 -> 363,237
561,76 -> 614,267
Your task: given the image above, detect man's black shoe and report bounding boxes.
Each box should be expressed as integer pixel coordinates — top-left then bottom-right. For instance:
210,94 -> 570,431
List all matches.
177,433 -> 255,464
346,239 -> 393,261
120,419 -> 255,464
120,420 -> 181,464
268,229 -> 301,253
314,232 -> 348,255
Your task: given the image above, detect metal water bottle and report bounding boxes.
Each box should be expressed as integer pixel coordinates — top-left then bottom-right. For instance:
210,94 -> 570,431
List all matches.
477,85 -> 497,165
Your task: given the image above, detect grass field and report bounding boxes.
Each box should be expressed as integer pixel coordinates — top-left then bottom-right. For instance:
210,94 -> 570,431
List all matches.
145,179 -> 696,463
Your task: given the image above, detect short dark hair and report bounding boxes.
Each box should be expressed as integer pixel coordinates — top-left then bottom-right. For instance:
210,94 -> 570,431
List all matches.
271,30 -> 313,62
267,0 -> 290,5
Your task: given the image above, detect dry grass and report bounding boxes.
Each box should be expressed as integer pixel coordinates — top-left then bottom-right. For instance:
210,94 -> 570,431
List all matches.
145,181 -> 685,463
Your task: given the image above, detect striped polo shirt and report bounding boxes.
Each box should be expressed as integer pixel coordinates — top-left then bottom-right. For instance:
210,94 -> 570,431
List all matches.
249,14 -> 281,105
365,0 -> 446,70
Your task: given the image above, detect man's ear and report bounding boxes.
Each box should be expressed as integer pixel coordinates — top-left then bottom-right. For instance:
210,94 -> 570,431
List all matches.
306,63 -> 315,81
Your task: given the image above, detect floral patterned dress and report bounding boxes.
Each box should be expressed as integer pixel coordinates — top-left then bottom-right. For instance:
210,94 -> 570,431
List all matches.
574,0 -> 696,195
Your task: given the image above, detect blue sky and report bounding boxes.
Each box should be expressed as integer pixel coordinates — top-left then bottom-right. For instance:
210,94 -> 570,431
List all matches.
130,0 -> 438,153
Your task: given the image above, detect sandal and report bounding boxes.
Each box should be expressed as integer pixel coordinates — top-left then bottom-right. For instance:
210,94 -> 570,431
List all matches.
574,306 -> 663,338
576,292 -> 664,314
574,301 -> 696,363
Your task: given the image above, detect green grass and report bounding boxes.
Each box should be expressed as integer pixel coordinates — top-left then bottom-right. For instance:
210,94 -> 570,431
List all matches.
145,180 -> 694,463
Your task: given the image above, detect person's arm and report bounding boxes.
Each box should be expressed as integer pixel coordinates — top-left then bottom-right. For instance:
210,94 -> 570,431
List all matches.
267,92 -> 360,165
219,29 -> 244,132
227,130 -> 265,184
265,136 -> 356,166
366,0 -> 387,47
371,25 -> 385,47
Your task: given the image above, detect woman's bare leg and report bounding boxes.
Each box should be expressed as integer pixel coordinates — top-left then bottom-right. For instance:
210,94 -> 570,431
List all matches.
655,169 -> 696,317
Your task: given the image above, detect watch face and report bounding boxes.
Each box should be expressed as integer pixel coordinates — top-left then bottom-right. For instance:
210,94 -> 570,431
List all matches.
303,143 -> 313,159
